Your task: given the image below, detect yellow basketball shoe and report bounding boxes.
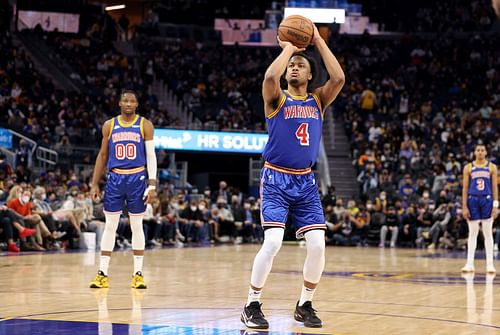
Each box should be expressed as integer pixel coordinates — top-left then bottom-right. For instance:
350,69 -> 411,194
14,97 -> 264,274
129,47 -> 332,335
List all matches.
131,271 -> 147,289
90,271 -> 109,288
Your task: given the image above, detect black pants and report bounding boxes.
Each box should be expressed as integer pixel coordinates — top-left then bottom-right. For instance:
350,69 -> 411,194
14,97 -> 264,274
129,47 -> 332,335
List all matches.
0,214 -> 14,241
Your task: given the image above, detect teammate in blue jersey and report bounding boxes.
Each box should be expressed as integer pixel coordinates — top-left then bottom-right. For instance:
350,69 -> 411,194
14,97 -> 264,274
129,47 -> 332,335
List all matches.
461,144 -> 498,274
89,90 -> 157,289
241,24 -> 345,329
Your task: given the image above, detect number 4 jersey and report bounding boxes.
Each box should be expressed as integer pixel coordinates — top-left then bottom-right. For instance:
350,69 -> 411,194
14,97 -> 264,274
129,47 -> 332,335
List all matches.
107,115 -> 146,170
468,161 -> 493,196
262,90 -> 323,169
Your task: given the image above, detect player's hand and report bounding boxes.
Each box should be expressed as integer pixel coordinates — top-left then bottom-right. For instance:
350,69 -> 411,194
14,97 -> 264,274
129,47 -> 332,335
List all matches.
492,207 -> 498,219
143,185 -> 156,204
311,24 -> 322,45
90,185 -> 100,202
463,207 -> 471,220
277,36 -> 306,52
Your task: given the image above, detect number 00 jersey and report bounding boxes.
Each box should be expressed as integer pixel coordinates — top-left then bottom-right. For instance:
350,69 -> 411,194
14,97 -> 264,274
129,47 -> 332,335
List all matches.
107,115 -> 146,170
262,90 -> 323,169
468,161 -> 493,196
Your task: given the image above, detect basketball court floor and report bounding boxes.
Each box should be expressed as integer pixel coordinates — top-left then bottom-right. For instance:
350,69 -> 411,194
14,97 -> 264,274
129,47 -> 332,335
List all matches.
1,245 -> 499,335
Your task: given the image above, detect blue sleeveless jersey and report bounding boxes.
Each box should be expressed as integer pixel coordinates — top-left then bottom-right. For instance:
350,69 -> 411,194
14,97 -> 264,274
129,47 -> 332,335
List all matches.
107,115 -> 146,170
262,90 -> 323,169
468,162 -> 492,196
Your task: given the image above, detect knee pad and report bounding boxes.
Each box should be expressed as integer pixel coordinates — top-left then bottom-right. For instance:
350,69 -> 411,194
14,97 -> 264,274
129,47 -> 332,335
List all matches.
262,228 -> 284,257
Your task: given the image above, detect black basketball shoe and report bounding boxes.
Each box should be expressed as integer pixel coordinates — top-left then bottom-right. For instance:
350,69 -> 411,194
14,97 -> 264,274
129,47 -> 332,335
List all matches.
294,301 -> 322,328
241,302 -> 269,329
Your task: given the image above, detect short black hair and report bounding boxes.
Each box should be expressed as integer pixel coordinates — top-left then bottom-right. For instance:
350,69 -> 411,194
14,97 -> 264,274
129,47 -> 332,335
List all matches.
474,143 -> 486,150
120,89 -> 138,100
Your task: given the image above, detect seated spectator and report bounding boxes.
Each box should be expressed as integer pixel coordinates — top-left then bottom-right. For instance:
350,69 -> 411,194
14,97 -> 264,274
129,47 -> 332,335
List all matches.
379,206 -> 399,248
7,189 -> 52,250
0,205 -> 36,252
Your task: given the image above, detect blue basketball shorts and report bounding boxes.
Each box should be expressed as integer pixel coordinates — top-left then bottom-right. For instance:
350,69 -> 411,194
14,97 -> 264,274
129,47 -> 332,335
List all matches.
104,167 -> 147,215
260,162 -> 326,238
467,194 -> 493,221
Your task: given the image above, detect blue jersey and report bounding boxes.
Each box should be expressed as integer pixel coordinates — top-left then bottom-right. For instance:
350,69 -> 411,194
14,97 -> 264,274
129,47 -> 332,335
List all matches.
107,115 -> 146,170
262,90 -> 323,169
468,162 -> 492,196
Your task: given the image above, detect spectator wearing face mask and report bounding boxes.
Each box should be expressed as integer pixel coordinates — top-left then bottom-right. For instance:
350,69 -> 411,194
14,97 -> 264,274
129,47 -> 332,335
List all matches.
333,198 -> 346,221
7,189 -> 52,250
415,202 -> 435,248
32,186 -> 78,249
0,204 -> 36,252
399,175 -> 416,198
179,199 -> 207,243
212,196 -> 235,243
426,202 -> 454,250
211,181 -> 230,204
375,191 -> 388,213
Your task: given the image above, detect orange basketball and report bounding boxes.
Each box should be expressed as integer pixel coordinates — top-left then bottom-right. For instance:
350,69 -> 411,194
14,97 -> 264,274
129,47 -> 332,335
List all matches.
278,15 -> 314,48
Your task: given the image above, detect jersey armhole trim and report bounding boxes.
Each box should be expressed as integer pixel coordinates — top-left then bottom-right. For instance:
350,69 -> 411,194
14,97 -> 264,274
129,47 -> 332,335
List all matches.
311,93 -> 323,118
267,93 -> 286,119
140,116 -> 145,139
107,118 -> 115,140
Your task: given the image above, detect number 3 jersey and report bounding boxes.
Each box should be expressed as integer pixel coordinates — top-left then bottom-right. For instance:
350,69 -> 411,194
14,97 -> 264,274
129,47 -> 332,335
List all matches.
262,90 -> 323,169
468,161 -> 492,196
107,115 -> 146,170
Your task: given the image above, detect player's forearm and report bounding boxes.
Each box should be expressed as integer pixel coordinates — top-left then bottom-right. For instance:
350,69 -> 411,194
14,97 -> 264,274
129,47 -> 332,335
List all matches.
462,188 -> 468,209
264,45 -> 296,80
314,38 -> 345,83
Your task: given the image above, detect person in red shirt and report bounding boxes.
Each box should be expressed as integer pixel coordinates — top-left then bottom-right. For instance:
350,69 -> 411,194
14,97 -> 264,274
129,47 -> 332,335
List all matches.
0,205 -> 36,252
7,189 -> 51,251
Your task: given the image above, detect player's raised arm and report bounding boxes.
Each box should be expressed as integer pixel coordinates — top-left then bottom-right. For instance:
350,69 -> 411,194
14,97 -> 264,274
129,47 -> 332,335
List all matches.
142,118 -> 157,202
491,163 -> 498,219
90,119 -> 111,201
311,25 -> 345,110
262,39 -> 303,117
462,163 -> 471,220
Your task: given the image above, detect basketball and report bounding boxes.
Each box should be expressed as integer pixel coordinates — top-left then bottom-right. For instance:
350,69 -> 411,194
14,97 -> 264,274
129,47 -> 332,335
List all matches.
278,15 -> 314,48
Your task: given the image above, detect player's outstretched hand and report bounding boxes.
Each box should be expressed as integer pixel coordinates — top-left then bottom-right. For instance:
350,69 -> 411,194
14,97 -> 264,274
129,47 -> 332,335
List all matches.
143,186 -> 156,204
90,185 -> 100,202
277,36 -> 306,52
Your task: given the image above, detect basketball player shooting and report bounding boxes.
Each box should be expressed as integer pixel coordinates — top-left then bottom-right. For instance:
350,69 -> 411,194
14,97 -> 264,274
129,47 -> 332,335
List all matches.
241,24 -> 345,329
461,144 -> 498,274
89,90 -> 157,289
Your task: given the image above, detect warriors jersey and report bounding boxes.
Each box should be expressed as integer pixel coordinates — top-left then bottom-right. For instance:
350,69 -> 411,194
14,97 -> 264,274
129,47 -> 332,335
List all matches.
262,90 -> 323,169
468,161 -> 493,196
107,115 -> 146,170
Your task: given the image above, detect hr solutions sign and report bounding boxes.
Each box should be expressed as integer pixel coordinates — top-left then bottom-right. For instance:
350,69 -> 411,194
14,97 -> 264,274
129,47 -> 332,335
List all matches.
154,129 -> 268,154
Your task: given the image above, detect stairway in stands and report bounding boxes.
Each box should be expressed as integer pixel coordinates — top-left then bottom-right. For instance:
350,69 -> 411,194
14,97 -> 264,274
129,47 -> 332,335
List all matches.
322,111 -> 359,201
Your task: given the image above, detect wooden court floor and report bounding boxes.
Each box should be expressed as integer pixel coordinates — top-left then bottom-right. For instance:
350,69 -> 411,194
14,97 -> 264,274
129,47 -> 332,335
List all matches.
0,244 -> 499,335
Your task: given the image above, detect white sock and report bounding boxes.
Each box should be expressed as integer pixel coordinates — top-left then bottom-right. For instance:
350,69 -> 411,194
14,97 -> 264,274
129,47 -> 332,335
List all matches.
299,285 -> 316,306
246,287 -> 262,306
133,255 -> 144,275
99,255 -> 110,275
